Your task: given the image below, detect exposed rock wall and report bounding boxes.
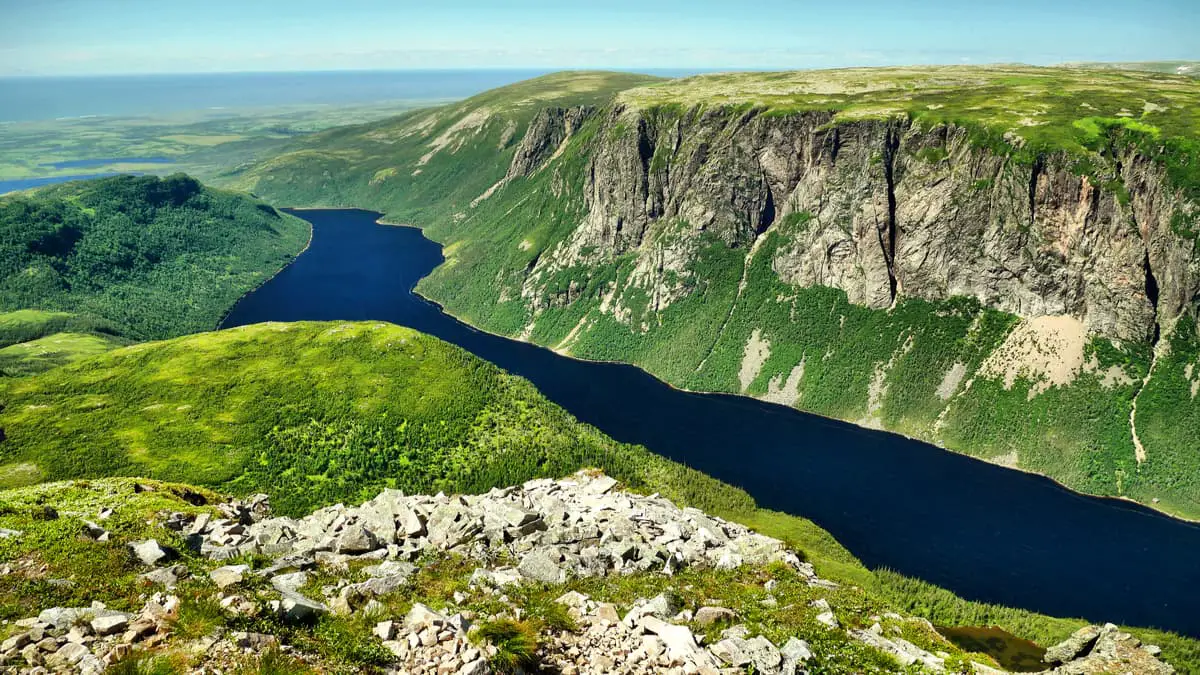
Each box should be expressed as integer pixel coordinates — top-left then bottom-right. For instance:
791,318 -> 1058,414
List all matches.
519,104 -> 1199,344
504,105 -> 597,181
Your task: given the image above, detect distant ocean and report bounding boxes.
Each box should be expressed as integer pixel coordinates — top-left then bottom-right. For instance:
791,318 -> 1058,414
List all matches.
0,69 -> 700,123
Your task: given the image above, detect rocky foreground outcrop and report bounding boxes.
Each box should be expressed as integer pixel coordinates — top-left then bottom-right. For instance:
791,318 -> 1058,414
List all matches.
0,472 -> 1174,674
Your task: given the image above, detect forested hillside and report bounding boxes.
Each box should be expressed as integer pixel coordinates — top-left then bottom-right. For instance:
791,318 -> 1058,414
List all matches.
0,174 -> 309,341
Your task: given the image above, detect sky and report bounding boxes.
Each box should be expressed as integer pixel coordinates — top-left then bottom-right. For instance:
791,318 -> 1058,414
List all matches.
1,0 -> 1198,77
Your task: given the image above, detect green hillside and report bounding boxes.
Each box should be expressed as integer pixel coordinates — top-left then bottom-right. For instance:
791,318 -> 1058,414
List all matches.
227,66 -> 1200,519
0,321 -> 726,515
1,321 -> 1198,671
221,71 -> 661,223
0,174 -> 310,342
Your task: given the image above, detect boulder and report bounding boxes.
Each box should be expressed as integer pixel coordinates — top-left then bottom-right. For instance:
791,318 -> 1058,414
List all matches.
695,606 -> 736,626
90,614 -> 129,636
48,641 -> 90,667
37,607 -> 92,630
405,603 -> 446,631
270,571 -> 308,593
81,521 -> 109,542
363,560 -> 416,579
209,564 -> 249,590
277,591 -> 328,624
457,658 -> 489,675
712,638 -> 753,667
743,635 -> 783,674
518,547 -> 567,583
139,564 -> 188,589
1044,624 -> 1103,664
128,540 -> 170,566
398,508 -> 426,538
335,525 -> 380,554
639,616 -> 716,667
780,637 -> 813,669
374,620 -> 395,641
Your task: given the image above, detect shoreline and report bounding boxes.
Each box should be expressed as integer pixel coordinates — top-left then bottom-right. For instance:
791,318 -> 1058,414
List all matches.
214,209 -> 314,330
240,205 -> 1199,528
363,212 -> 1200,528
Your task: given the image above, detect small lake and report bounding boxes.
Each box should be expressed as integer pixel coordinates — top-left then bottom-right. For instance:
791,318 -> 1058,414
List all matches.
222,208 -> 1200,637
0,173 -> 142,195
38,157 -> 174,170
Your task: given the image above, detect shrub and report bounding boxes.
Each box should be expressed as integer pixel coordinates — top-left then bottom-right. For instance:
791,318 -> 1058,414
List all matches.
473,618 -> 540,673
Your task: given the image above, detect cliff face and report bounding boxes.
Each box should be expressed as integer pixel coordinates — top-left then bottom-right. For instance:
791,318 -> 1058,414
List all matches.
523,105 -> 1197,346
411,98 -> 1200,517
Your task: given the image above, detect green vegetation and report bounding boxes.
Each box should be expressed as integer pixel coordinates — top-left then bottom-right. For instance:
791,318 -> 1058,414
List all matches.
0,478 -> 219,620
413,131 -> 1190,516
0,310 -> 127,377
618,66 -> 1200,156
1,69 -> 1188,668
0,174 -> 309,341
224,67 -> 1200,518
0,101 -> 430,186
0,331 -> 125,377
1,324 -> 1198,670
0,321 -> 769,517
222,71 -> 662,227
472,618 -> 540,673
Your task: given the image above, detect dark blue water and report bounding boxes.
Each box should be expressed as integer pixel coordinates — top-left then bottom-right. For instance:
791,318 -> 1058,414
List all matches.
223,208 -> 1200,637
0,173 -> 142,195
39,157 -> 174,170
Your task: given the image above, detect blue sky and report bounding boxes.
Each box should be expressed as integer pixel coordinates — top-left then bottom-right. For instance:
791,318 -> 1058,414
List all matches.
1,0 -> 1197,76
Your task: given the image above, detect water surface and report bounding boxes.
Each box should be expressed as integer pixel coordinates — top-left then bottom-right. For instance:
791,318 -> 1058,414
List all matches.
39,157 -> 174,170
0,173 -> 141,195
223,208 -> 1200,637
0,70 -> 703,123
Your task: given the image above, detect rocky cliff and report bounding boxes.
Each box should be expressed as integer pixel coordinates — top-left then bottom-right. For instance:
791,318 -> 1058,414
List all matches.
525,106 -> 1196,345
0,473 -> 1175,674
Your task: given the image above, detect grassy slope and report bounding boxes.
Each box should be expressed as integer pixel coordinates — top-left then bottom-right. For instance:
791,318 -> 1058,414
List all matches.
0,310 -> 128,377
0,174 -> 310,342
0,321 -> 1197,670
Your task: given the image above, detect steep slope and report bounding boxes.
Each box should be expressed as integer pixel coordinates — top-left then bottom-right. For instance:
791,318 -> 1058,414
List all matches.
0,174 -> 310,341
236,66 -> 1200,519
222,71 -> 661,225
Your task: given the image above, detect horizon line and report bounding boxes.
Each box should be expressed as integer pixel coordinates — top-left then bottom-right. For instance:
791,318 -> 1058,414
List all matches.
4,59 -> 1196,79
